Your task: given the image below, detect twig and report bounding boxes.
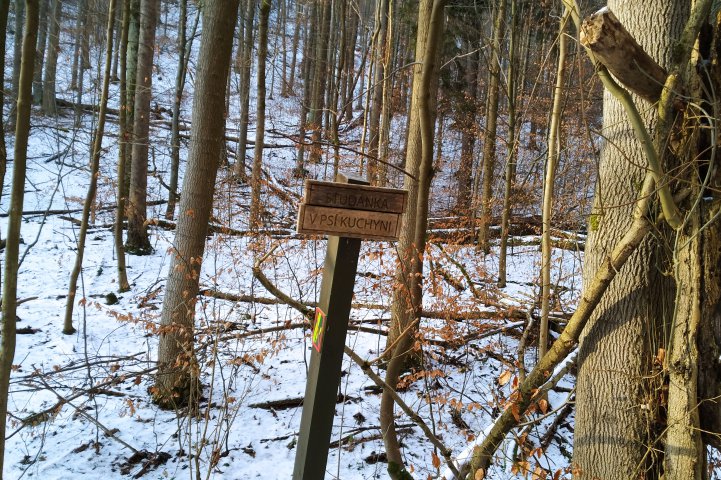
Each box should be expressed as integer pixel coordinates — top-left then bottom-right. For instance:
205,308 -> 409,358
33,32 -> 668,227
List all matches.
344,346 -> 460,478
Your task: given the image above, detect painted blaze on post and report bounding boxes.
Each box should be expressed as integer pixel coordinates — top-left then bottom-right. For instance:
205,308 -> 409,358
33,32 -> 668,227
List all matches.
296,179 -> 408,240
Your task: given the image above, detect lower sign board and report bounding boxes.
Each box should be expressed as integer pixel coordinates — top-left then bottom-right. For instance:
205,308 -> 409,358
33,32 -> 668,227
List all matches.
297,204 -> 402,241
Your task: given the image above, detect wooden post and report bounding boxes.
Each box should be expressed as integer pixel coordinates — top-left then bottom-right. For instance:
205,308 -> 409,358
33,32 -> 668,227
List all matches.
292,172 -> 366,480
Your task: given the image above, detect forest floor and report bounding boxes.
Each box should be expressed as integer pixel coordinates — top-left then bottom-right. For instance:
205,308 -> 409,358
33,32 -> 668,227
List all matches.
3,5 -> 585,480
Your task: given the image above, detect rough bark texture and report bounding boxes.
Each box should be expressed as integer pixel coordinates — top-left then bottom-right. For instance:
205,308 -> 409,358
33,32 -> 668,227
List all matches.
165,0 -> 189,219
1,1 -> 38,475
581,8 -> 668,104
114,0 -> 130,292
249,0 -> 270,229
126,0 -> 160,254
233,0 -> 255,180
382,1 -> 445,478
573,2 -> 687,478
154,0 -> 239,407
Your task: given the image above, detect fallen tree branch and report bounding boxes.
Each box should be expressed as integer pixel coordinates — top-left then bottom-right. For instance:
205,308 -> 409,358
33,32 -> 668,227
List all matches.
344,346 -> 460,478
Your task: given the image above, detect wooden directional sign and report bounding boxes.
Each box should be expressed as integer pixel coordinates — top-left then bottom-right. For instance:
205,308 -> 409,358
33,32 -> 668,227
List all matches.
297,179 -> 407,241
292,173 -> 407,480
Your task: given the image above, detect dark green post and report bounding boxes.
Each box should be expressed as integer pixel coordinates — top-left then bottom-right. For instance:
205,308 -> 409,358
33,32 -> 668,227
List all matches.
293,173 -> 366,480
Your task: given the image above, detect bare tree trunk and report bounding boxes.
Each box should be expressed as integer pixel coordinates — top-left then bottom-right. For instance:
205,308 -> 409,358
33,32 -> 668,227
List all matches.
287,0 -> 301,94
249,0 -> 270,229
10,0 -> 23,110
165,0 -> 191,219
0,1 -> 38,475
0,0 -> 9,197
31,0 -> 48,104
573,2 -> 687,478
64,0 -> 117,335
498,0 -> 518,288
126,0 -> 160,255
454,42 -> 479,213
307,0 -> 331,165
233,0 -> 255,180
476,0 -> 506,254
123,0 -> 140,198
366,0 -> 389,185
381,1 -> 445,478
41,0 -> 61,115
114,0 -> 130,292
539,7 -> 569,360
154,0 -> 239,408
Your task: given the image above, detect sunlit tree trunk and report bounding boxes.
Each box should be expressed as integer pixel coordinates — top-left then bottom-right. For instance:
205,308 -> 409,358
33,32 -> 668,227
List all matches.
154,0 -> 240,408
381,1 -> 445,477
476,0 -> 506,254
573,2 -> 686,477
539,7 -> 569,360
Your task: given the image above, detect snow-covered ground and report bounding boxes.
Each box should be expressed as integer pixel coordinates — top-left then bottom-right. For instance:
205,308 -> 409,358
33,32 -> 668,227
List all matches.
3,3 -> 584,479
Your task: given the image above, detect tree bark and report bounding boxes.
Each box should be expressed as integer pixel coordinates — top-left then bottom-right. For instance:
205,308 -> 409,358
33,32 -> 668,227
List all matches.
233,0 -> 256,180
41,0 -> 61,115
476,0 -> 506,254
164,0 -> 192,219
0,1 -> 38,475
114,0 -> 130,292
63,0 -> 117,335
573,2 -> 687,478
381,1 -> 445,478
0,0 -> 9,199
154,0 -> 239,408
126,0 -> 160,254
498,0 -> 519,288
539,8 -> 569,360
249,0 -> 270,229
31,0 -> 48,104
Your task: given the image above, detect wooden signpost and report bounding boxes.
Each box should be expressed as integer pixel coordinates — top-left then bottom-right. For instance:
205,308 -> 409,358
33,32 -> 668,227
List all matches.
292,172 -> 407,480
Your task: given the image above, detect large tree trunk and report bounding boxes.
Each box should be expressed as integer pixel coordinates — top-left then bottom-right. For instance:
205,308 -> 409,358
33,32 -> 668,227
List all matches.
63,0 -> 117,335
573,2 -> 687,478
249,0 -> 270,229
126,0 -> 160,255
153,0 -> 239,408
381,1 -> 445,478
0,1 -> 38,475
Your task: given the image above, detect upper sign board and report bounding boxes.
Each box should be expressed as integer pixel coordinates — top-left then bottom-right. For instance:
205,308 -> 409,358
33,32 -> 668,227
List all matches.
297,180 -> 407,241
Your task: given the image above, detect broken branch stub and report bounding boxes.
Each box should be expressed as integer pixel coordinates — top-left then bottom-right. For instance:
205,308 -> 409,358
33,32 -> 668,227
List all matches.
580,8 -> 668,103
